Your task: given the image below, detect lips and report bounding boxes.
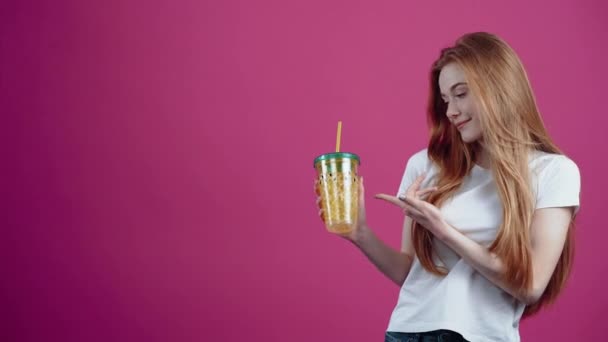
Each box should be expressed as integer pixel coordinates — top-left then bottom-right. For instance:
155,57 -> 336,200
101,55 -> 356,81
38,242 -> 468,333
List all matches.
455,119 -> 471,129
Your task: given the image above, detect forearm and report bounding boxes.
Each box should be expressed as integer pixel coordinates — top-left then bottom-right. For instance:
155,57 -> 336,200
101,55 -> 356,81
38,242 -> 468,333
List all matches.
438,225 -> 535,304
351,225 -> 413,286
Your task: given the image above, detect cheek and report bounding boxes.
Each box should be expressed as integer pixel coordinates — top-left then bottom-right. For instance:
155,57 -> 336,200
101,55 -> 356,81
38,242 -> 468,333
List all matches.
461,97 -> 479,116
464,102 -> 478,118
471,121 -> 483,139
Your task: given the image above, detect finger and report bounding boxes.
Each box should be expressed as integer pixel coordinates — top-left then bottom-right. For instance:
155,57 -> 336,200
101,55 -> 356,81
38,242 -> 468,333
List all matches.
416,186 -> 437,199
359,176 -> 365,198
400,195 -> 424,210
400,199 -> 423,214
358,176 -> 366,221
406,173 -> 427,196
415,173 -> 427,183
359,176 -> 365,206
374,193 -> 405,208
416,186 -> 437,194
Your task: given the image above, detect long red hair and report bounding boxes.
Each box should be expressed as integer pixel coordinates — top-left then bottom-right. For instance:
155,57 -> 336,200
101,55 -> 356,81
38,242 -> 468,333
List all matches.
415,32 -> 575,317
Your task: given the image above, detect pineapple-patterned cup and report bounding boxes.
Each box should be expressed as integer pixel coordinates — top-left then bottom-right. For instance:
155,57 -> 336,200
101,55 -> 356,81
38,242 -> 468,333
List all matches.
313,152 -> 360,234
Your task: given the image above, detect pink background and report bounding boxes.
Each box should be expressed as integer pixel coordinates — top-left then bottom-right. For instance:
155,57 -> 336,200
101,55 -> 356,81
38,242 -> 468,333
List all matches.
2,0 -> 606,341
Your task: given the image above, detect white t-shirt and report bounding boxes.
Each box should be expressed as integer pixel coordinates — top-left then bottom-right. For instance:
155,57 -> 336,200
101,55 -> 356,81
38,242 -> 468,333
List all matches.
387,149 -> 581,342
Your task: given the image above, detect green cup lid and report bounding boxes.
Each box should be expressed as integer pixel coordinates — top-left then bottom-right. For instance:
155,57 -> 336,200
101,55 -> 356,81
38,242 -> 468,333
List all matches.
313,152 -> 360,167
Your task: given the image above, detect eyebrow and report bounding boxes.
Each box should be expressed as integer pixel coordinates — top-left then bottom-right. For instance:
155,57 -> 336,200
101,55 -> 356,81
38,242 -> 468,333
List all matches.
440,82 -> 468,97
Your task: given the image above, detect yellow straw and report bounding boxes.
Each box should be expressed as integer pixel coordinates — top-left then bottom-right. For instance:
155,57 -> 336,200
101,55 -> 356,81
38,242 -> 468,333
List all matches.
335,121 -> 342,152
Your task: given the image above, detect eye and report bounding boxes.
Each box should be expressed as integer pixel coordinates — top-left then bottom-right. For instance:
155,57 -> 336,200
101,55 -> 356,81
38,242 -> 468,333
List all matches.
456,92 -> 467,99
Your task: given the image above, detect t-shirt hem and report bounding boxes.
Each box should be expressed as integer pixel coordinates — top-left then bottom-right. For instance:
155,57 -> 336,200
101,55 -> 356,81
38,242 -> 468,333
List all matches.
386,320 -> 517,342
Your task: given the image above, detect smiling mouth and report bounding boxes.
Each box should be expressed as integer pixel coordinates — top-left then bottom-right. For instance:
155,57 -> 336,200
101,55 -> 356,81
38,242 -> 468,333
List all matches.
456,119 -> 471,129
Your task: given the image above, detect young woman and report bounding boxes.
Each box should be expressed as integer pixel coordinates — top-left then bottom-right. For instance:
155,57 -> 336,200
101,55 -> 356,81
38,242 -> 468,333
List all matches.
316,32 -> 581,341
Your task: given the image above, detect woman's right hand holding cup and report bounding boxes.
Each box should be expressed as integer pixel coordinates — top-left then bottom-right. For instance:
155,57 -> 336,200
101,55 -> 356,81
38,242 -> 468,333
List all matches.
314,176 -> 369,243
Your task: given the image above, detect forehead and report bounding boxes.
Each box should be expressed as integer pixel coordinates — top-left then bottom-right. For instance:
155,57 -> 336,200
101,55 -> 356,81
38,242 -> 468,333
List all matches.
438,63 -> 467,94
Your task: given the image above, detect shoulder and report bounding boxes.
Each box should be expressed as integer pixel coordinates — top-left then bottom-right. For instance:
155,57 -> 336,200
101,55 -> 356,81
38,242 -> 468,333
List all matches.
404,148 -> 439,176
530,151 -> 580,180
407,148 -> 431,168
530,150 -> 581,212
397,148 -> 437,195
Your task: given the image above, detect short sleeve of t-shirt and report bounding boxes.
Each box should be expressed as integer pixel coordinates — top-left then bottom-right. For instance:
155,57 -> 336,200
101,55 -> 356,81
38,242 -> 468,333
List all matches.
396,149 -> 430,198
535,155 -> 581,214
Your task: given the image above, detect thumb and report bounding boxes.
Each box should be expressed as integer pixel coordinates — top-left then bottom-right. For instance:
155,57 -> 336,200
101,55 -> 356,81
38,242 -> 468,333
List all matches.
374,193 -> 403,207
359,176 -> 365,204
358,176 -> 366,221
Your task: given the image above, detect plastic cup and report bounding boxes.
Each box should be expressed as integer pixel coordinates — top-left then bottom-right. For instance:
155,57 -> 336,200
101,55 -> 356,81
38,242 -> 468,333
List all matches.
313,152 -> 360,234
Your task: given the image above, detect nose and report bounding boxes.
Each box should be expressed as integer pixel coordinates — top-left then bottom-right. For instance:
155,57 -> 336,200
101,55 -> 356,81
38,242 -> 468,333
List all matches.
446,100 -> 460,119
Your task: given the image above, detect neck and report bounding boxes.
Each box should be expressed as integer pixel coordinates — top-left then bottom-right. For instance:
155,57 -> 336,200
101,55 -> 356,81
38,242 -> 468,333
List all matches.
475,144 -> 491,169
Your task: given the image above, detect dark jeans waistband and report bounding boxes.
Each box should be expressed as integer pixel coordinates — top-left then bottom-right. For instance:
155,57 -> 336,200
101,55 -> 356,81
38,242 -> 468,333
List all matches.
385,329 -> 469,342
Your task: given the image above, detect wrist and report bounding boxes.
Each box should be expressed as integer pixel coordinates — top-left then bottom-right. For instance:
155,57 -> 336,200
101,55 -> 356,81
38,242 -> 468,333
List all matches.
351,224 -> 371,246
434,220 -> 457,243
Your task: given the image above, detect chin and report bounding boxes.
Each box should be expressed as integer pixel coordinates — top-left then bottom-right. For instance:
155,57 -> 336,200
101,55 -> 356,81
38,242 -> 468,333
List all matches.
459,128 -> 482,143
